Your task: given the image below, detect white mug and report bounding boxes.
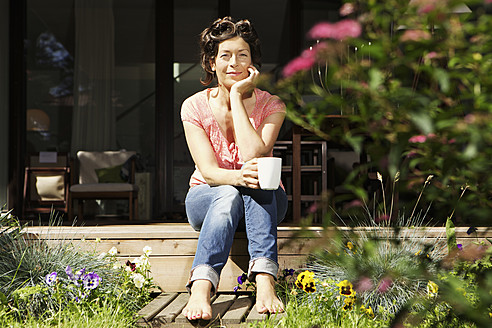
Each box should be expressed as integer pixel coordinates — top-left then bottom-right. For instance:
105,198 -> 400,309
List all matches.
257,157 -> 282,190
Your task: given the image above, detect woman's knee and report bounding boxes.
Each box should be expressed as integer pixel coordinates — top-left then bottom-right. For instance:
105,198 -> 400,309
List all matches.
212,185 -> 242,205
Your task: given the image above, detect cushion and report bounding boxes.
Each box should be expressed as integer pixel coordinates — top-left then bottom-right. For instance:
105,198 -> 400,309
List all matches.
77,151 -> 136,184
95,164 -> 125,183
70,183 -> 138,193
35,175 -> 65,201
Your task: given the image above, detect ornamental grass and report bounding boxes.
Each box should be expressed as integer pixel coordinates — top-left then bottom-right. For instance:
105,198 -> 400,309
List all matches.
0,211 -> 155,325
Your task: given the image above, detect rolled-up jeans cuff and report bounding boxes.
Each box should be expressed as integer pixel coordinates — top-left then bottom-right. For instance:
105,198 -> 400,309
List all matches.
186,265 -> 220,295
248,257 -> 279,281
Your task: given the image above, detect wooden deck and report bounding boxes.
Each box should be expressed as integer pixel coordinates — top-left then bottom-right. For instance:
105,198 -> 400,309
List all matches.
136,291 -> 283,327
24,223 -> 492,292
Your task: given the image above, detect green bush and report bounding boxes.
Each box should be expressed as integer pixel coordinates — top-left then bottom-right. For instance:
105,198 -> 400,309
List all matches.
267,0 -> 492,225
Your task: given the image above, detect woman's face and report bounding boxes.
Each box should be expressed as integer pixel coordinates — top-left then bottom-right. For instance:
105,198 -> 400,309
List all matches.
212,36 -> 252,89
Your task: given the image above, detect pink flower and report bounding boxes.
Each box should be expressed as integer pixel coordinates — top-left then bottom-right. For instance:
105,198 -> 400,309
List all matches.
343,199 -> 364,210
410,0 -> 438,14
339,3 -> 355,16
308,19 -> 361,40
486,0 -> 492,4
377,277 -> 393,293
282,54 -> 316,78
464,114 -> 476,124
282,44 -> 327,77
406,150 -> 418,158
425,51 -> 438,59
400,30 -> 431,42
409,135 -> 427,143
419,4 -> 435,14
375,214 -> 390,223
355,276 -> 373,293
307,202 -> 318,213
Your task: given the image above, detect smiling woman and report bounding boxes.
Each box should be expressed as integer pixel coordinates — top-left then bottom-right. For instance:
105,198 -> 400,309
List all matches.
179,16 -> 288,321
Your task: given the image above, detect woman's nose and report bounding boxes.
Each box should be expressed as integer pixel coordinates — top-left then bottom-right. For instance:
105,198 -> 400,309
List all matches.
229,55 -> 238,66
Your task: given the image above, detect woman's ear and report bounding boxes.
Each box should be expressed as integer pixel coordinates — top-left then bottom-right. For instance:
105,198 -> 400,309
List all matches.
210,59 -> 215,72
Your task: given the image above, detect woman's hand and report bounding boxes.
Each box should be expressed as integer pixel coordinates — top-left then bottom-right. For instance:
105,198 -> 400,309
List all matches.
230,66 -> 259,96
240,158 -> 260,189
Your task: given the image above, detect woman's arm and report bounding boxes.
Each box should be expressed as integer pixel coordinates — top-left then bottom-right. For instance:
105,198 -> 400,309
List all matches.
183,121 -> 260,188
230,67 -> 285,161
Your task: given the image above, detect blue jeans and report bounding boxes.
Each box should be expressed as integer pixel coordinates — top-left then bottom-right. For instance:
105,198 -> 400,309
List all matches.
185,184 -> 288,293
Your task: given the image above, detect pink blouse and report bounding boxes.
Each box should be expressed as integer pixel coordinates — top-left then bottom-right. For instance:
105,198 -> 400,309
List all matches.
181,88 -> 286,187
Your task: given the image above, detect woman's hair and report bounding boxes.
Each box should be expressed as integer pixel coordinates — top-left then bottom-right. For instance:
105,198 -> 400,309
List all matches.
199,17 -> 261,86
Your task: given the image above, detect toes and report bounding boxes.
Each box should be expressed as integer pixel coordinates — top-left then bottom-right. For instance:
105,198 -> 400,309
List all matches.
257,304 -> 268,314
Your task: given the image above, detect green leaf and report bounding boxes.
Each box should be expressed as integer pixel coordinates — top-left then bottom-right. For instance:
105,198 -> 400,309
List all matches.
446,217 -> 457,254
410,111 -> 433,135
0,291 -> 7,305
368,68 -> 384,90
434,68 -> 450,93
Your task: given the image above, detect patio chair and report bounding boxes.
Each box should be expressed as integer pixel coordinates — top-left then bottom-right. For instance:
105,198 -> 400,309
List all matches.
68,150 -> 139,220
23,152 -> 72,218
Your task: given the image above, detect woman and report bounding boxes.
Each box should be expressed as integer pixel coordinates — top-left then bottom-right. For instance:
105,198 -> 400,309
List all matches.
180,17 -> 288,321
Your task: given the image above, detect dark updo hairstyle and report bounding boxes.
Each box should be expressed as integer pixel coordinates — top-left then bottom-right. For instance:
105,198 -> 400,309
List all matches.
199,16 -> 262,86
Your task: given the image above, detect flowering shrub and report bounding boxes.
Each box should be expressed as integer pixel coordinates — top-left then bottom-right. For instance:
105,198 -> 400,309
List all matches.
268,0 -> 492,224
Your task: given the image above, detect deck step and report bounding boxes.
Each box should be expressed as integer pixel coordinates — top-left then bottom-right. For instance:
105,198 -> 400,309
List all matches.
136,292 -> 284,327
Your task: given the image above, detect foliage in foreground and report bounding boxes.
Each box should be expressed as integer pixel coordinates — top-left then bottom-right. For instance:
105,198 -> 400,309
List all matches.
267,0 -> 492,224
0,211 -> 155,326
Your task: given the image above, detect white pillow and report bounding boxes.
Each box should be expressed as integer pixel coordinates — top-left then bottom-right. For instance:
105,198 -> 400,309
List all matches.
35,175 -> 65,201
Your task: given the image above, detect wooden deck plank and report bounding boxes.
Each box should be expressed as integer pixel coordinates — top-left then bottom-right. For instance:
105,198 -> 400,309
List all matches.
25,224 -> 492,240
221,294 -> 254,324
245,306 -> 286,323
154,293 -> 190,324
174,293 -> 236,326
136,292 -> 179,326
245,305 -> 267,322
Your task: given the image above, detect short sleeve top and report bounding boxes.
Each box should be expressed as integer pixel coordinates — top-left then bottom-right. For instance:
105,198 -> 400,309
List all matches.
181,88 -> 286,187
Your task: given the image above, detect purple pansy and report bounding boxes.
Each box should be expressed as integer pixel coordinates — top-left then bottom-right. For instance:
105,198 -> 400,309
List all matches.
457,244 -> 463,250
237,273 -> 248,285
82,272 -> 101,290
467,227 -> 477,235
45,272 -> 58,286
66,265 -> 86,286
283,268 -> 295,277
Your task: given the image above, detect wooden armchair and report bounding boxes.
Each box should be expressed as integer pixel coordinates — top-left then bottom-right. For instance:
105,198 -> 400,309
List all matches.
68,150 -> 139,220
23,152 -> 71,218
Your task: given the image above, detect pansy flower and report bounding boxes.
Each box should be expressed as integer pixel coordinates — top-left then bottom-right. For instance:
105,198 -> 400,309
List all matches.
126,260 -> 136,272
427,280 -> 438,296
295,270 -> 316,293
361,305 -> 374,318
237,273 -> 248,285
337,280 -> 356,297
45,272 -> 58,286
143,246 -> 152,256
467,227 -> 477,235
82,272 -> 101,290
342,296 -> 355,311
283,268 -> 295,277
132,273 -> 145,288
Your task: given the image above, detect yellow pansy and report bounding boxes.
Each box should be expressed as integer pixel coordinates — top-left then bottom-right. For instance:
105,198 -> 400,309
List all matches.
337,280 -> 356,297
427,280 -> 439,296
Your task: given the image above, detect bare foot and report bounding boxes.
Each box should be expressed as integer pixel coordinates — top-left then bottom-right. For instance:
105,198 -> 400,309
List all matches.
255,273 -> 285,314
182,280 -> 213,321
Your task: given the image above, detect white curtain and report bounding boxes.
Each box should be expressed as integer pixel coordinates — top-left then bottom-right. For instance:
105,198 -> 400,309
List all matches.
72,0 -> 116,154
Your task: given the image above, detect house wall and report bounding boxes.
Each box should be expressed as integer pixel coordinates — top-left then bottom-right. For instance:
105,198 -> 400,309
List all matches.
0,0 -> 9,209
